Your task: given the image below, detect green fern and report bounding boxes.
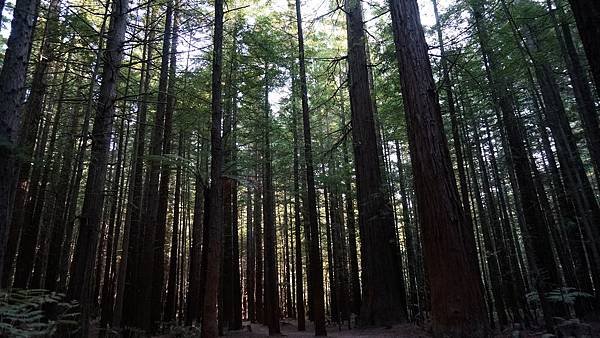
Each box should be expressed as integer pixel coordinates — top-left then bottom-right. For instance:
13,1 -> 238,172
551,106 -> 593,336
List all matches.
526,287 -> 593,305
0,289 -> 80,337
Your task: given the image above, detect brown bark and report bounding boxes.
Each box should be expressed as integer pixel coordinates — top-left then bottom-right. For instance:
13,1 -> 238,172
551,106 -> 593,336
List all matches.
567,0 -> 600,95
137,1 -> 173,329
115,5 -> 154,327
185,174 -> 205,325
66,0 -> 129,333
346,0 -> 407,326
165,133 -> 184,323
246,188 -> 256,323
471,0 -> 559,329
291,81 -> 306,329
294,0 -> 326,333
389,0 -> 488,335
263,66 -> 281,335
547,0 -> 600,192
0,0 -> 39,286
100,110 -> 130,328
255,157 -> 264,324
200,0 -> 225,332
341,113 -> 361,317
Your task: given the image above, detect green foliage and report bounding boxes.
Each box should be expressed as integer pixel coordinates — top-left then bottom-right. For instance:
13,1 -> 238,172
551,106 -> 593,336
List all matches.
526,287 -> 594,305
0,289 -> 80,337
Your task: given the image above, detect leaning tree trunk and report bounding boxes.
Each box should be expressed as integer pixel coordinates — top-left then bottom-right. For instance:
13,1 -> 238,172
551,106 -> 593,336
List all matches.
470,0 -> 559,329
547,0 -> 600,190
567,0 -> 600,95
388,0 -> 489,336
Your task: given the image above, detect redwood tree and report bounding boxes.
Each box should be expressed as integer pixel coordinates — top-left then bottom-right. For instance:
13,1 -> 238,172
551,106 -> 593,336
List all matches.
388,0 -> 488,335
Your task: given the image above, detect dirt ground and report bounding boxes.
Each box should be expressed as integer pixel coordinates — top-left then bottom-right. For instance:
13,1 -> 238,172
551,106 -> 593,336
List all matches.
225,319 -> 430,337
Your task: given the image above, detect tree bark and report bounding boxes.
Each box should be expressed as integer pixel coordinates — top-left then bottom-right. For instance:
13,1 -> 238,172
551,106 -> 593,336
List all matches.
346,0 -> 407,326
389,0 -> 488,335
293,0 -> 326,334
200,0 -> 225,332
291,77 -> 306,329
246,188 -> 256,323
567,0 -> 600,95
0,0 -> 39,286
66,0 -> 129,333
262,65 -> 281,335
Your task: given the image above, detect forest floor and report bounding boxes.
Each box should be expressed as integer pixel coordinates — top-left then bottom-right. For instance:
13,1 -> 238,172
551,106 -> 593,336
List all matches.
223,318 -> 600,337
225,319 -> 431,337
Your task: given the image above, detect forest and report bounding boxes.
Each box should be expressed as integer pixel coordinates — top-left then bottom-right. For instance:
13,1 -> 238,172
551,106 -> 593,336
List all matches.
0,0 -> 599,336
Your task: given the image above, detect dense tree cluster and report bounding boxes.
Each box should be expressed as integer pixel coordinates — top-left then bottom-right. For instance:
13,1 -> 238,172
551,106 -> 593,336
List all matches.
1,0 -> 599,336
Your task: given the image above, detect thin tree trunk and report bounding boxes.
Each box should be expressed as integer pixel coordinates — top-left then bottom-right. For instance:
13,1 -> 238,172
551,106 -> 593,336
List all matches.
166,132 -> 184,323
291,80 -> 306,329
0,0 -> 40,285
262,64 -> 281,335
293,0 -> 327,333
246,188 -> 256,323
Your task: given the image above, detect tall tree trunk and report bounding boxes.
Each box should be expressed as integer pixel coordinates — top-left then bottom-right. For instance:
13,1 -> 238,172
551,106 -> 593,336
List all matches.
547,0 -> 600,190
293,0 -> 327,334
230,78 -> 243,330
254,165 -> 264,324
431,0 -> 477,259
567,0 -> 600,94
341,111 -> 361,318
67,0 -> 129,333
100,109 -> 130,328
283,193 -> 293,318
470,0 -> 559,329
138,1 -> 173,329
262,65 -> 281,335
45,83 -> 80,292
394,140 -> 420,318
115,5 -> 154,327
185,174 -> 205,325
524,26 -> 600,299
346,0 -> 407,326
323,185 -> 336,322
389,0 -> 488,335
59,1 -> 110,293
291,80 -> 306,330
200,0 -> 225,332
149,8 -> 179,329
0,0 -> 39,285
166,132 -> 184,323
246,188 -> 256,323
9,0 -> 59,288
